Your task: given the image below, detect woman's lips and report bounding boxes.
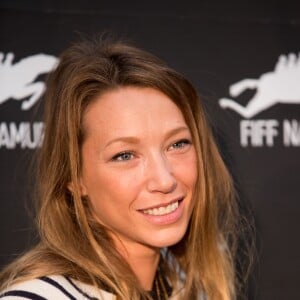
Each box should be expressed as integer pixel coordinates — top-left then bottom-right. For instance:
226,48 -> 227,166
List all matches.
138,197 -> 184,225
142,200 -> 179,216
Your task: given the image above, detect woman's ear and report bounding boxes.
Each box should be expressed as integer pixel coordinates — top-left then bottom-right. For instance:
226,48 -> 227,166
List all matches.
67,179 -> 88,196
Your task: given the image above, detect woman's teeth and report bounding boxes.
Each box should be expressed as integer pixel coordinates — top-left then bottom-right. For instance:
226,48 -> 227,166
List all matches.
143,201 -> 179,216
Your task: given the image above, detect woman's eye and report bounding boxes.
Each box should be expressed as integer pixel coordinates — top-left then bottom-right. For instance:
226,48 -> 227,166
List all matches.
170,139 -> 191,150
112,152 -> 134,162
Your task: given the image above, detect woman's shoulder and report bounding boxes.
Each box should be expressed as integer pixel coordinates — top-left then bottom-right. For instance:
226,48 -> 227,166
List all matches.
0,275 -> 116,300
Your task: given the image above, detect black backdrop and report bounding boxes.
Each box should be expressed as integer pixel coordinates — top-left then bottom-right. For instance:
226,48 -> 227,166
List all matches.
1,1 -> 300,299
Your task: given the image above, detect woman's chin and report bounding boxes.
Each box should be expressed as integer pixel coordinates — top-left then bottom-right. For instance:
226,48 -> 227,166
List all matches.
145,229 -> 187,249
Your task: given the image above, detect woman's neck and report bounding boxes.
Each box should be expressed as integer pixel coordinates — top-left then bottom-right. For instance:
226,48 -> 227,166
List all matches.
115,239 -> 161,290
128,248 -> 160,290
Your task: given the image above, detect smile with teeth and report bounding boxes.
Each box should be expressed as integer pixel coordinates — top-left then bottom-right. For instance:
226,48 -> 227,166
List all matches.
142,201 -> 179,216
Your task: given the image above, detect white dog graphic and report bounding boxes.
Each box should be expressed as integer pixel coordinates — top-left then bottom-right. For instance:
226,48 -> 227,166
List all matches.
0,52 -> 58,110
219,53 -> 300,118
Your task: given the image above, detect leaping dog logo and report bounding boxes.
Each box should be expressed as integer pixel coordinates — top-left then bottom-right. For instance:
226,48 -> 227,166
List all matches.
219,53 -> 300,118
0,52 -> 58,110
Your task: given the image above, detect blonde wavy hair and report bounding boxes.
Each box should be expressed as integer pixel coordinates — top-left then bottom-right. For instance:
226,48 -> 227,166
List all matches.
0,37 -> 252,299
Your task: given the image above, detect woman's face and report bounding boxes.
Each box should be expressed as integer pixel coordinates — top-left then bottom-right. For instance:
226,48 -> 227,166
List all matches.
80,86 -> 197,254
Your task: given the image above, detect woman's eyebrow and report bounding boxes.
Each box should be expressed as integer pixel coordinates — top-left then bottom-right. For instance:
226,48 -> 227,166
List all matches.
104,136 -> 140,149
104,126 -> 190,149
164,126 -> 190,140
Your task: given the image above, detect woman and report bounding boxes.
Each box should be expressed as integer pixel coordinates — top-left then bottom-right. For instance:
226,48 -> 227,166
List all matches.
0,37 -> 248,299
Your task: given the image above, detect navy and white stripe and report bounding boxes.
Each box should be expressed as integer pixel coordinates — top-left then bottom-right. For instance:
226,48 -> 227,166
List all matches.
64,277 -> 98,300
0,274 -> 185,299
0,275 -> 115,299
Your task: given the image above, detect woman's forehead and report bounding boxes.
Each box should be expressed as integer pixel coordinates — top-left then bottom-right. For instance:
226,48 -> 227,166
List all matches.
82,86 -> 188,138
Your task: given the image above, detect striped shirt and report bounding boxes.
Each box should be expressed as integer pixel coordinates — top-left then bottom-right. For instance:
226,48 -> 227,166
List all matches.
0,275 -> 185,299
0,275 -> 115,300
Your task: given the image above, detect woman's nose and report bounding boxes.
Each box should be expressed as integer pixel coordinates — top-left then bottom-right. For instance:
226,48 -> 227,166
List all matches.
146,153 -> 177,194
